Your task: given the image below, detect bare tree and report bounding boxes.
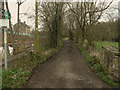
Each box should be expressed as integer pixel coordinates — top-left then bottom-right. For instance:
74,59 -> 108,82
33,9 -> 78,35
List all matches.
5,0 -> 16,55
16,0 -> 26,53
67,1 -> 113,46
39,2 -> 67,48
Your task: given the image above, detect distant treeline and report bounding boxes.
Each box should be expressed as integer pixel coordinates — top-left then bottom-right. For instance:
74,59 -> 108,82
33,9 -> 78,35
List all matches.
91,20 -> 118,42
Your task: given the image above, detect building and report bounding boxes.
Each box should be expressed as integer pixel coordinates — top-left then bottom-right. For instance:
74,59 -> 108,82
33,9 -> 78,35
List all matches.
13,21 -> 31,35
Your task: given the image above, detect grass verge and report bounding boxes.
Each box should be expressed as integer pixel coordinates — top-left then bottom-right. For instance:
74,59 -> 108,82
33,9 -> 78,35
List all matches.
74,42 -> 120,88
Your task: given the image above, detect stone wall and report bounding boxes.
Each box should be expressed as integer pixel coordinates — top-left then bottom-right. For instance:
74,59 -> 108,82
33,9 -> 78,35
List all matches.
101,46 -> 119,81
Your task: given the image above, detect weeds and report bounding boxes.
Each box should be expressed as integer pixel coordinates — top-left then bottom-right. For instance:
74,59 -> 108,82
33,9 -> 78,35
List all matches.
2,44 -> 63,88
91,63 -> 104,72
103,75 -> 120,88
2,68 -> 30,88
74,42 -> 120,88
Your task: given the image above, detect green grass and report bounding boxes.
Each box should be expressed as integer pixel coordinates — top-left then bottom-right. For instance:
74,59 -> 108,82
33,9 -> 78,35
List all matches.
74,42 -> 120,88
75,42 -> 95,65
94,41 -> 118,50
84,39 -> 118,50
64,37 -> 69,40
103,75 -> 120,88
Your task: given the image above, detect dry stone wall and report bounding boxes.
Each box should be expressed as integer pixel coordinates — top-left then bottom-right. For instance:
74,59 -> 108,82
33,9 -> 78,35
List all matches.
101,46 -> 119,81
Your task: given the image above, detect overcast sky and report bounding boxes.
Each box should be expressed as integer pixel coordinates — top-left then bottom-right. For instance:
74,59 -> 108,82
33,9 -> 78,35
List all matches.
8,0 -> 119,29
8,1 -> 35,29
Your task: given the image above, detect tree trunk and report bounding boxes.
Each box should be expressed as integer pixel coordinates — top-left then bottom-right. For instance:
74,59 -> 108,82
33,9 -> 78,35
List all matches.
5,0 -> 16,55
81,29 -> 85,45
57,16 -> 63,46
69,30 -> 74,41
35,1 -> 39,54
16,3 -> 20,53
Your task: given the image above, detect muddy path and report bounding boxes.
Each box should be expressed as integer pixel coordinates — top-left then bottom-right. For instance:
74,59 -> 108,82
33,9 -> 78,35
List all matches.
24,40 -> 111,88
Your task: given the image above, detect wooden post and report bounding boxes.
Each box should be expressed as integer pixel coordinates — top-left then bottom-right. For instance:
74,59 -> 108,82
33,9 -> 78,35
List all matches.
35,0 -> 39,55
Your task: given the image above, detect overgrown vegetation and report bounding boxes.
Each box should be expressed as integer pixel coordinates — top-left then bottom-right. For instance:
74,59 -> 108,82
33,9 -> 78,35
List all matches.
2,44 -> 62,88
74,42 -> 120,88
2,68 -> 30,88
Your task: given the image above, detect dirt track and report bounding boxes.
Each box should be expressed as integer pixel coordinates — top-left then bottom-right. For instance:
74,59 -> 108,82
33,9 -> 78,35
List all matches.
24,40 -> 111,88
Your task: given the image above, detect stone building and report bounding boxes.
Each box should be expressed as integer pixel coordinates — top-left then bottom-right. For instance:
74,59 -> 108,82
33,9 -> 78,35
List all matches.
13,21 -> 31,34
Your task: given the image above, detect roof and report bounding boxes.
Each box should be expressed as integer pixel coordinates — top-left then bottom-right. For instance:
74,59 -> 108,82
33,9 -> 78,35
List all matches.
13,21 -> 30,28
